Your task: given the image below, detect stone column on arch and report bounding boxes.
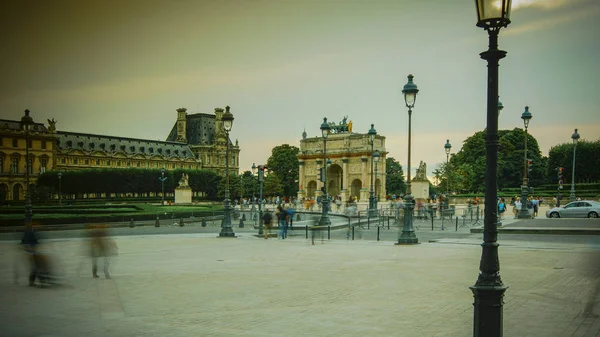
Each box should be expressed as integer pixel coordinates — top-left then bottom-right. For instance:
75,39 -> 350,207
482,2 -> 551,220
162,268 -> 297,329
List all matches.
341,157 -> 349,203
297,160 -> 305,200
360,156 -> 369,203
316,159 -> 323,192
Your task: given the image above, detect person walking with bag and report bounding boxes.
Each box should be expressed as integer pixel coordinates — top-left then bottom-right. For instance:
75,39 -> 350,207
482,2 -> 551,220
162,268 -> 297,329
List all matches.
263,211 -> 273,239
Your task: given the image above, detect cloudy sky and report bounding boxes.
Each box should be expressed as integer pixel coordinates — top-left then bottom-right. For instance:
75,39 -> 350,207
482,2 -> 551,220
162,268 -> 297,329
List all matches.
1,0 -> 598,178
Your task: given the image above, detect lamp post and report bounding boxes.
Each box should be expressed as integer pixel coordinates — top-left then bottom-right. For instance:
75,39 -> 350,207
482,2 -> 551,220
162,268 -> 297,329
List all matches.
517,106 -> 532,219
570,128 -> 580,202
20,109 -> 34,226
444,139 -> 452,195
318,118 -> 331,227
57,172 -> 62,206
373,150 -> 380,208
159,168 -> 166,205
368,124 -> 377,218
471,1 -> 511,336
396,74 -> 419,245
219,106 -> 236,237
251,163 -> 257,214
257,164 -> 265,235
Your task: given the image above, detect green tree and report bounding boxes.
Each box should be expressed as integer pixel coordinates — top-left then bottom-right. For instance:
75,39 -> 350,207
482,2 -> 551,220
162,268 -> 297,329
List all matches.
266,144 -> 299,198
239,171 -> 259,199
385,157 -> 406,196
217,173 -> 242,200
450,128 -> 546,192
548,139 -> 600,184
263,173 -> 284,197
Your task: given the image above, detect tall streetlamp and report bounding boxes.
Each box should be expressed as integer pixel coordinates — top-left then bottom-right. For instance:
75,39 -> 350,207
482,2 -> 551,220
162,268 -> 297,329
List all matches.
159,168 -> 167,205
57,172 -> 62,206
471,1 -> 511,336
396,74 -> 419,245
368,124 -> 377,217
219,106 -> 236,237
318,118 -> 331,227
257,165 -> 265,234
517,106 -> 532,219
373,150 -> 380,207
570,128 -> 580,202
251,163 -> 257,213
20,109 -> 34,226
444,139 -> 452,195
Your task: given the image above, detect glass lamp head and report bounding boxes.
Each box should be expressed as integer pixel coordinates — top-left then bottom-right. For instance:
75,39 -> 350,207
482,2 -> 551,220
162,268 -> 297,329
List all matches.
320,117 -> 331,139
571,128 -> 580,144
402,74 -> 419,108
521,106 -> 532,129
222,106 -> 234,132
475,0 -> 512,30
444,139 -> 452,155
373,150 -> 380,163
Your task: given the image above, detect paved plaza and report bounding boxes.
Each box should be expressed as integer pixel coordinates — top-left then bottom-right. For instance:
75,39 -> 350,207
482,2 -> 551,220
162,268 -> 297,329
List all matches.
1,228 -> 599,337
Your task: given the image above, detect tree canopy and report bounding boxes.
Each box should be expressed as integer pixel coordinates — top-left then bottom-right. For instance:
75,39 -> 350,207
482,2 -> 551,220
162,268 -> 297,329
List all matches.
266,144 -> 299,198
385,157 -> 406,196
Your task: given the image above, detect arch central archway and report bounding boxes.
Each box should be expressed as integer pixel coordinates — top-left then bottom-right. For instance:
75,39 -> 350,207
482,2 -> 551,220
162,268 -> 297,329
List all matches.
327,164 -> 343,197
306,180 -> 317,198
350,179 -> 362,201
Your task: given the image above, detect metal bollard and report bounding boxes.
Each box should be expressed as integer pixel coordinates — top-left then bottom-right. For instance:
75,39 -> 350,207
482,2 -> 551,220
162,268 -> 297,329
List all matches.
455,217 -> 458,231
327,226 -> 331,240
352,225 -> 355,240
305,225 -> 308,239
377,226 -> 380,241
155,216 -> 160,227
201,219 -> 207,227
179,218 -> 184,227
129,218 -> 135,228
242,213 -> 246,221
239,219 -> 244,228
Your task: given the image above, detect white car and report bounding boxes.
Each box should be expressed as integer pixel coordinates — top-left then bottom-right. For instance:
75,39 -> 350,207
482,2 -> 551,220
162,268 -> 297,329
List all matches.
545,200 -> 600,218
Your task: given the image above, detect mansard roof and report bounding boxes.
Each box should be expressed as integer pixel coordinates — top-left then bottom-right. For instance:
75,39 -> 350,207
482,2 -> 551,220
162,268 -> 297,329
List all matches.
0,119 -> 49,133
166,113 -> 216,145
57,131 -> 196,159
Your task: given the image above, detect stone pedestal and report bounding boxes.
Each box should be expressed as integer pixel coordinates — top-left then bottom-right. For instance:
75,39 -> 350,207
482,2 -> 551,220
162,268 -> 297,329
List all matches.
175,187 -> 192,204
411,180 -> 430,200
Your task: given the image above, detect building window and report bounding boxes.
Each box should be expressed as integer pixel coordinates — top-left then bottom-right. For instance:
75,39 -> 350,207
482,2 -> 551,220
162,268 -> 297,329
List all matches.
28,158 -> 33,174
0,157 -> 3,173
0,137 -> 2,146
96,159 -> 100,165
85,159 -> 89,165
11,157 -> 19,173
206,155 -> 210,164
216,156 -> 219,165
172,163 -> 176,169
137,162 -> 140,167
40,158 -> 47,173
232,157 -> 235,165
117,161 -> 121,167
127,161 -> 131,167
12,139 -> 18,147
61,158 -> 66,164
41,141 -> 46,149
107,160 -> 111,166
27,140 -> 32,148
73,158 -> 78,165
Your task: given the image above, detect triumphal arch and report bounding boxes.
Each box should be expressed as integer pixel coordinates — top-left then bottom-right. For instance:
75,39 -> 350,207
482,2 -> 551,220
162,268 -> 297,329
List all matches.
297,117 -> 386,207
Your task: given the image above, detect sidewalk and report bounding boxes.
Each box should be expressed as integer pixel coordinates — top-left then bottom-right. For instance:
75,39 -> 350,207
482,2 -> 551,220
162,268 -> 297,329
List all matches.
2,233 -> 599,337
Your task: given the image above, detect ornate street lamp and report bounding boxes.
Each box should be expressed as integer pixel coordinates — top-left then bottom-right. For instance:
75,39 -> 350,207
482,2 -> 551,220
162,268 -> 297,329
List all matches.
497,98 -> 504,115
251,163 -> 257,214
373,150 -> 380,207
570,128 -> 580,202
20,109 -> 34,226
444,139 -> 452,195
159,168 -> 166,206
219,106 -> 236,237
397,74 -> 419,245
318,118 -> 331,227
517,106 -> 532,219
368,124 -> 377,218
257,165 -> 265,234
57,172 -> 62,206
471,1 -> 511,336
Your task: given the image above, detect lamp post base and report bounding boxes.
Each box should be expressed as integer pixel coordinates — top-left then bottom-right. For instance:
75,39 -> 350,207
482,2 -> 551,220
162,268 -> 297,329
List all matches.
470,284 -> 508,337
517,185 -> 531,219
396,194 -> 419,245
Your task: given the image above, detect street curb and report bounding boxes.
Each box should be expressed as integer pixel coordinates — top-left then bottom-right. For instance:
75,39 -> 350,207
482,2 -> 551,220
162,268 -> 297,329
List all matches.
470,227 -> 600,235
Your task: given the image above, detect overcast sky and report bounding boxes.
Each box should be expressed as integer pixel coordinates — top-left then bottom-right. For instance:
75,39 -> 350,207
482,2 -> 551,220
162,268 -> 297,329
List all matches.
1,0 -> 598,179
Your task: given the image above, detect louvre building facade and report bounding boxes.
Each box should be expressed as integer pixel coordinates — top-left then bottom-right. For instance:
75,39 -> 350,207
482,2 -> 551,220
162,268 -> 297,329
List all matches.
0,107 -> 240,201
